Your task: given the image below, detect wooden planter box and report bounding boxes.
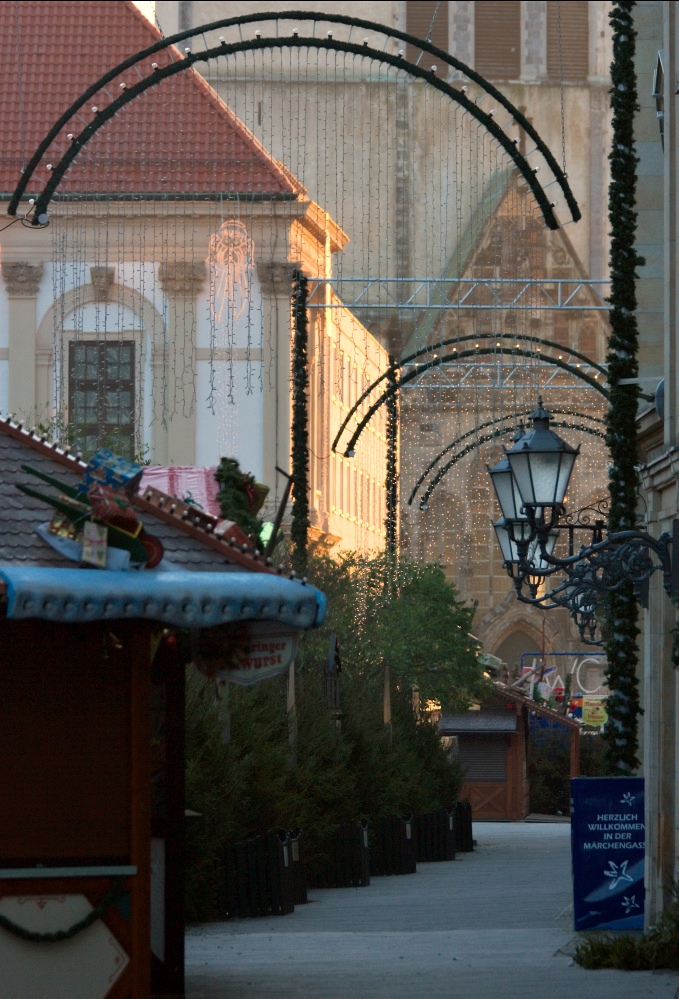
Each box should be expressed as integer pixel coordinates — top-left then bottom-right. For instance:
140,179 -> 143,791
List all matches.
306,820 -> 370,889
369,815 -> 416,876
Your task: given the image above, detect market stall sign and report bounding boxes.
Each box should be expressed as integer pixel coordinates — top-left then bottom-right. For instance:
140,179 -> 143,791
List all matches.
582,696 -> 608,729
195,622 -> 298,686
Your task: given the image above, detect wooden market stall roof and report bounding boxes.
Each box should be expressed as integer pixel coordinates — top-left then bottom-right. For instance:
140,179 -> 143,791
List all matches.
0,414 -> 313,609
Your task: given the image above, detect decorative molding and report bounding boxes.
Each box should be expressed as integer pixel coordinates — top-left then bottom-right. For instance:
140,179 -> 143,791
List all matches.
2,261 -> 43,297
158,261 -> 207,299
89,266 -> 115,302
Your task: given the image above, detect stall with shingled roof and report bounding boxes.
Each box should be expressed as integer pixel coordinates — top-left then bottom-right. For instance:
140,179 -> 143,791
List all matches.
440,683 -> 581,821
0,416 -> 325,999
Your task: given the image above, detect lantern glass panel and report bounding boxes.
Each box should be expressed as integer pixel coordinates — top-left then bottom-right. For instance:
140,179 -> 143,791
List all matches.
488,457 -> 524,520
507,448 -> 576,509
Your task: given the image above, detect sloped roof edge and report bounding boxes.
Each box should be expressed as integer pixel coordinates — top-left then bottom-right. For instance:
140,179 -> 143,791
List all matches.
0,414 -> 283,576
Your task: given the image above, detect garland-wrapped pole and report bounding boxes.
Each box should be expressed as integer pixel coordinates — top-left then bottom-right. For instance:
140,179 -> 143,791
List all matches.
603,1 -> 643,773
385,356 -> 399,554
291,268 -> 310,572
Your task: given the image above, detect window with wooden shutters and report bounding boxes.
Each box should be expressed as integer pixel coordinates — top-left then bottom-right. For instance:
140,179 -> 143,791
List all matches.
474,2 -> 520,80
406,2 -> 449,65
547,2 -> 589,82
69,341 -> 135,458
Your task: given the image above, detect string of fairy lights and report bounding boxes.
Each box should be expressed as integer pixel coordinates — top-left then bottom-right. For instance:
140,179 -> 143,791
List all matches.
29,12 -> 608,603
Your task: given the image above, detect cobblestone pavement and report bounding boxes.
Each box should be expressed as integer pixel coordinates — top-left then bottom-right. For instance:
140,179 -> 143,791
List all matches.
186,822 -> 679,999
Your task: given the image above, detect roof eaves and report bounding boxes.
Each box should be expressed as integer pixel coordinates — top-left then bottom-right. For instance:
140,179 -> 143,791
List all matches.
493,681 -> 581,729
0,415 -> 87,473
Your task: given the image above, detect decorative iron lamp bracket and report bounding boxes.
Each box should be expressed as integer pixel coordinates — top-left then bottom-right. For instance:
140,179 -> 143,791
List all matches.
489,400 -> 679,640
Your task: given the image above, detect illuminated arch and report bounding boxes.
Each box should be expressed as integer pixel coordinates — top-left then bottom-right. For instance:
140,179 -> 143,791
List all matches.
8,12 -> 579,230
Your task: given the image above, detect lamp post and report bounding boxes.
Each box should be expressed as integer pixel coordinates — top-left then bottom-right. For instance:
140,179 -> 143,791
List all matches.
488,398 -> 679,639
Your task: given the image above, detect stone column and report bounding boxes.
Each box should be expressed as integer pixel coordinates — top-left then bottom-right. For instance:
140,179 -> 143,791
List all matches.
157,261 -> 206,465
521,1 -> 547,81
2,261 -> 43,419
449,2 -> 474,70
257,261 -> 297,505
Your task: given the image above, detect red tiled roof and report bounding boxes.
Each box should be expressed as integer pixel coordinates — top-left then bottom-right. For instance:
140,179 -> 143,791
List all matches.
0,1 -> 299,197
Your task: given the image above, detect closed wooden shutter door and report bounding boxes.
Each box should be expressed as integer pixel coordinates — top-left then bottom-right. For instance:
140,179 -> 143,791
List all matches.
406,2 -> 449,64
474,1 -> 520,80
458,734 -> 508,781
547,2 -> 589,81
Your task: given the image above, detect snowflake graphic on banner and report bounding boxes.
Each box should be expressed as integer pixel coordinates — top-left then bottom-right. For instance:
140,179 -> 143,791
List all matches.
622,896 -> 640,914
620,792 -> 635,807
603,860 -> 634,891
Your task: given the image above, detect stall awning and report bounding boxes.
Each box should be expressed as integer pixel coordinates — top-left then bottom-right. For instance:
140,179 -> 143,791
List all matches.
440,712 -> 518,735
0,566 -> 326,629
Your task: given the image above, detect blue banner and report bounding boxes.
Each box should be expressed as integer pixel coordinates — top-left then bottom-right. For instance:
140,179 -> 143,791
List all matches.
570,777 -> 645,931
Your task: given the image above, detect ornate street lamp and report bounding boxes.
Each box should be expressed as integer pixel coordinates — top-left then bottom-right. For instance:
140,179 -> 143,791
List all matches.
503,398 -> 579,544
488,398 -> 679,638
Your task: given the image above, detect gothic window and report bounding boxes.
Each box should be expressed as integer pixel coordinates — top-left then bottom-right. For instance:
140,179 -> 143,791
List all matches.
69,341 -> 135,458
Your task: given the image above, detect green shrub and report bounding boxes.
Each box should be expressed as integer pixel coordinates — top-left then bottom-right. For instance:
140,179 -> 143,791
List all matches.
528,729 -> 607,815
575,894 -> 679,970
184,549 -> 484,921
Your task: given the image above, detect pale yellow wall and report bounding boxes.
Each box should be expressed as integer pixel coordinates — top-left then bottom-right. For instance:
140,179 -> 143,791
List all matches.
309,294 -> 390,552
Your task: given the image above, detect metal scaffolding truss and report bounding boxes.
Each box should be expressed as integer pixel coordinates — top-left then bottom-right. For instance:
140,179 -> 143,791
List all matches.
306,277 -> 611,311
399,358 -> 606,392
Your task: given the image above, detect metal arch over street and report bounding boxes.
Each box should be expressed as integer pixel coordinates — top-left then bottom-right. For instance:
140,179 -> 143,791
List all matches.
332,333 -> 609,456
339,347 -> 608,459
8,11 -> 579,230
407,409 -> 607,507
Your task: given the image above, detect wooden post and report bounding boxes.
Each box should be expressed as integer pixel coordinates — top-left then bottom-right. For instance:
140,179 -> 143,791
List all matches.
383,663 -> 392,743
570,725 -> 581,778
287,660 -> 298,762
130,625 -> 152,999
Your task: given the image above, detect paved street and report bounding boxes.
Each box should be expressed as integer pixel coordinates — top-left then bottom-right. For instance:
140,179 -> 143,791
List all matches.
186,822 -> 679,999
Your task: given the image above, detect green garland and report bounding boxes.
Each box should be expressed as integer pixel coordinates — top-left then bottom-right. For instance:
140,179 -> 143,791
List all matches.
0,878 -> 126,943
603,1 -> 644,773
291,269 -> 310,572
385,357 -> 399,554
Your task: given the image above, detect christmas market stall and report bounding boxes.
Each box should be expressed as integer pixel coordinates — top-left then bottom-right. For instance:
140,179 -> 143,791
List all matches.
441,684 -> 581,821
0,416 -> 325,999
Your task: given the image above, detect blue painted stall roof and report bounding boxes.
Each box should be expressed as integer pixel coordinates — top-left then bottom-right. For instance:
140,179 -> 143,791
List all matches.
0,566 -> 326,629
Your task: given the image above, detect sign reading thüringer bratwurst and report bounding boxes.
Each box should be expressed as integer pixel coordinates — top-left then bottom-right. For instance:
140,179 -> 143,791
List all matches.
220,624 -> 298,686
